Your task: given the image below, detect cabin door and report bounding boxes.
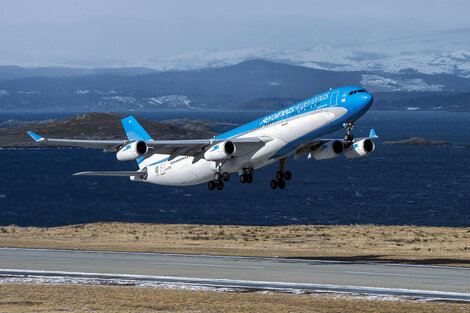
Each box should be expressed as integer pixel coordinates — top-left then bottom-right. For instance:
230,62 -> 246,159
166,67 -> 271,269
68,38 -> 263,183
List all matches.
330,91 -> 339,107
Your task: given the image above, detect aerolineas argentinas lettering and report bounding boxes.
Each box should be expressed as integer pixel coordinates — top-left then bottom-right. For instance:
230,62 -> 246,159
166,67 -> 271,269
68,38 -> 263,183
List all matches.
116,141 -> 148,161
260,93 -> 329,126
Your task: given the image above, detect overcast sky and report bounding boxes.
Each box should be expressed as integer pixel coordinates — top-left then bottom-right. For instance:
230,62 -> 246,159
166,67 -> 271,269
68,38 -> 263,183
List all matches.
1,0 -> 469,67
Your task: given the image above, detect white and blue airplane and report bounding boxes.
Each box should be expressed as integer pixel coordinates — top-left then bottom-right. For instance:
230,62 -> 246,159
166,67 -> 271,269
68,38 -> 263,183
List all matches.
27,86 -> 377,190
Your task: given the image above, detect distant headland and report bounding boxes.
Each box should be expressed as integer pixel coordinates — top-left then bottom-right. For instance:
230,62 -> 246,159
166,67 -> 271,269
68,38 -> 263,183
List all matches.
383,137 -> 452,146
0,112 -> 218,148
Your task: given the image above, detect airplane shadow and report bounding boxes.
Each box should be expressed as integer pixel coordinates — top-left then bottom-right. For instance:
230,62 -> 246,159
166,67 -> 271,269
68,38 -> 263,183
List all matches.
286,255 -> 470,266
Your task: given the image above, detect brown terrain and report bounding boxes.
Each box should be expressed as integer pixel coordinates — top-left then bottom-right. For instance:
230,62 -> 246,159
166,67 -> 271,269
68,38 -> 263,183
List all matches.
1,283 -> 468,313
1,223 -> 469,266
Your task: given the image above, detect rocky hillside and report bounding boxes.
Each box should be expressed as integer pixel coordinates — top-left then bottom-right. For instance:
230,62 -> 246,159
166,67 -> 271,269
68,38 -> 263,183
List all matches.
0,112 -> 217,148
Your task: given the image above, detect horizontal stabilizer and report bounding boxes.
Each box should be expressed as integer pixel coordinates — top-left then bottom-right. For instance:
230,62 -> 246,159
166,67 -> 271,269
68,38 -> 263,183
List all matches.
73,171 -> 147,179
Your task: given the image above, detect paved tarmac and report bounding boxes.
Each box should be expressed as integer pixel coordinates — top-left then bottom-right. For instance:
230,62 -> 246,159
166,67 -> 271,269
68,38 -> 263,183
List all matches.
0,248 -> 469,299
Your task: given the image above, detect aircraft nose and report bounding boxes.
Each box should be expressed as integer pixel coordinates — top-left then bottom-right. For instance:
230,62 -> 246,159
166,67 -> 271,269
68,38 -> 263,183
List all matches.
363,92 -> 373,109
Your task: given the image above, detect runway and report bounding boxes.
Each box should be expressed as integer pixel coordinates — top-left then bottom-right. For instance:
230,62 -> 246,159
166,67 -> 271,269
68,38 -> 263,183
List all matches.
0,248 -> 469,300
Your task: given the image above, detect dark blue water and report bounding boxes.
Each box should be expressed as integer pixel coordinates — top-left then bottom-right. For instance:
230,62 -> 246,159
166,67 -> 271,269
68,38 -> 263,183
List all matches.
1,111 -> 469,227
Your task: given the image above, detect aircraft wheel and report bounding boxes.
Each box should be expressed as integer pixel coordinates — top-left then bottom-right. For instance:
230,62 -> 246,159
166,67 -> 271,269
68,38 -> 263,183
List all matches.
270,179 -> 278,189
278,179 -> 286,190
249,168 -> 254,175
344,133 -> 354,141
240,174 -> 246,184
222,172 -> 230,182
217,181 -> 224,190
208,180 -> 216,190
276,171 -> 283,180
246,174 -> 253,183
283,171 -> 292,181
214,172 -> 222,182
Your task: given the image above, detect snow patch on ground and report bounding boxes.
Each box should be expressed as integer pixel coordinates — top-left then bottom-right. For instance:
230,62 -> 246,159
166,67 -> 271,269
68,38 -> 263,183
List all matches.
74,89 -> 89,95
146,95 -> 194,109
0,274 -> 462,304
361,74 -> 444,92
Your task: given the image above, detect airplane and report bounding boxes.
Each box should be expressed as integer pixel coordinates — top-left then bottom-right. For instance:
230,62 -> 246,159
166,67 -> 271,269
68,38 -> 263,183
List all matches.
27,86 -> 377,190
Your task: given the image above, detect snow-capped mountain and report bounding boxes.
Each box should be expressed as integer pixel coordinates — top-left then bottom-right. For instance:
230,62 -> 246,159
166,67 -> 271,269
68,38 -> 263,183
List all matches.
141,28 -> 470,81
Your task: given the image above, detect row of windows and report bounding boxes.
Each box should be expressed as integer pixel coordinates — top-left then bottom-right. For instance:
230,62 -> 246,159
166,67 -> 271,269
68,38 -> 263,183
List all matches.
170,155 -> 190,165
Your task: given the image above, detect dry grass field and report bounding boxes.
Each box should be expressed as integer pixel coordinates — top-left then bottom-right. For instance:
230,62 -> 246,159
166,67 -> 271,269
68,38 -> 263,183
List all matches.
1,283 -> 469,313
1,222 -> 469,266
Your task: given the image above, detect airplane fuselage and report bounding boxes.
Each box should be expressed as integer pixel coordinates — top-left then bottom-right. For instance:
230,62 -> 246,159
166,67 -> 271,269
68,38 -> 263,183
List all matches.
135,86 -> 374,186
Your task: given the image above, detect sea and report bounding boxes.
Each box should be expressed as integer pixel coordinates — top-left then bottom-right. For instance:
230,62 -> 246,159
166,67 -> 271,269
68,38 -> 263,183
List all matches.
0,111 -> 469,227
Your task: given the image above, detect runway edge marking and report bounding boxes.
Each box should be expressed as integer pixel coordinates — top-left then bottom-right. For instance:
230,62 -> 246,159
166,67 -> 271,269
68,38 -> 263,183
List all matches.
1,269 -> 470,302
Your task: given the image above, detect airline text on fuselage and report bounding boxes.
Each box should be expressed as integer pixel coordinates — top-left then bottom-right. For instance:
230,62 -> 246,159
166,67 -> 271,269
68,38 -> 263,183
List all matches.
260,92 -> 330,126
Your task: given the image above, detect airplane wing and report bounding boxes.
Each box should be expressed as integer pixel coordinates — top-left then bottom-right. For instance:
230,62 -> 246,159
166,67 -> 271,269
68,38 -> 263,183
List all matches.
27,130 -> 268,156
27,131 -> 128,151
293,129 -> 378,159
146,137 -> 269,157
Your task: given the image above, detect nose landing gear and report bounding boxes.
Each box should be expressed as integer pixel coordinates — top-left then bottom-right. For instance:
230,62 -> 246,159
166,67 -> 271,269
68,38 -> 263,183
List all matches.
343,122 -> 355,141
270,157 -> 291,190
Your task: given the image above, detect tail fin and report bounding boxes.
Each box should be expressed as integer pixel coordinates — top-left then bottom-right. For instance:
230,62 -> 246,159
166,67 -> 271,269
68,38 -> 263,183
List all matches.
121,116 -> 153,141
121,116 -> 152,167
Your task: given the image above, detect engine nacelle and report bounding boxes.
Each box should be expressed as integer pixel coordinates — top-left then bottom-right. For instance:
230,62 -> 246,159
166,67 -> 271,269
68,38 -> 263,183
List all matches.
204,141 -> 236,161
309,140 -> 343,160
344,139 -> 375,159
116,141 -> 148,161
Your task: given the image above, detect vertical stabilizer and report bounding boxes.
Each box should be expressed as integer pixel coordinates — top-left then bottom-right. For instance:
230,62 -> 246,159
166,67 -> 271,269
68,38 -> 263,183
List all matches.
121,116 -> 152,141
121,116 -> 152,167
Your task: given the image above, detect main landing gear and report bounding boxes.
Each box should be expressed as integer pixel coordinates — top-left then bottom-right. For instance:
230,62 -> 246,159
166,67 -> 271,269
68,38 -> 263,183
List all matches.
239,168 -> 254,184
208,169 -> 230,191
270,157 -> 291,190
343,122 -> 355,141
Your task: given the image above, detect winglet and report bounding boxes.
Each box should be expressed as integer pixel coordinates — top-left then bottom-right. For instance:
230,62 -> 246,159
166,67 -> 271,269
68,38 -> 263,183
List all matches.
27,131 -> 44,142
369,129 -> 378,138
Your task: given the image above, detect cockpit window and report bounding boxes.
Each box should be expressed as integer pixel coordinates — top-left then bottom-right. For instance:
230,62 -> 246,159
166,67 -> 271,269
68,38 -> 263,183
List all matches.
348,89 -> 367,95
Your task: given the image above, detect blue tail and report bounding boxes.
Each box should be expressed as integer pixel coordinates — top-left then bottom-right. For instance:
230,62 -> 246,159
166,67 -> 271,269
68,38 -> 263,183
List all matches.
121,116 -> 152,141
121,116 -> 152,166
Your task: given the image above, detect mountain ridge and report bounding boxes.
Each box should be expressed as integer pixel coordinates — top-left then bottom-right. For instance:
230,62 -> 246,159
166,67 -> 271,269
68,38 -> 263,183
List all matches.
0,60 -> 469,112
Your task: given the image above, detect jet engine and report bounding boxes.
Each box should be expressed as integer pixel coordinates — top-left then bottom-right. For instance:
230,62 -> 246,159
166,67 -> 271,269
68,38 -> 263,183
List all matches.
204,141 -> 236,161
116,141 -> 148,161
309,140 -> 343,160
344,139 -> 375,159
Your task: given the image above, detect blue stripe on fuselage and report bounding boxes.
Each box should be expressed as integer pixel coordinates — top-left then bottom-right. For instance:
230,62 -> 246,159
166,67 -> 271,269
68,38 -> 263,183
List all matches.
148,157 -> 170,167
